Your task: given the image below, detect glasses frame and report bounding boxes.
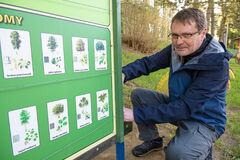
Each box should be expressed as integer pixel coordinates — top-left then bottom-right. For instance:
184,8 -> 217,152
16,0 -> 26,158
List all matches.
168,30 -> 202,40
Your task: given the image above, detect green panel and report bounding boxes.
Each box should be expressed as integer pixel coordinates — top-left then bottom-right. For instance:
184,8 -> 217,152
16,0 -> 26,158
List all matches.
0,6 -> 113,160
0,0 -> 110,26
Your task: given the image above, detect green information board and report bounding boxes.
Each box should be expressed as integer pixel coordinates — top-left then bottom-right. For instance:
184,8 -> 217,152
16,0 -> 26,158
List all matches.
0,0 -> 110,26
0,1 -> 121,159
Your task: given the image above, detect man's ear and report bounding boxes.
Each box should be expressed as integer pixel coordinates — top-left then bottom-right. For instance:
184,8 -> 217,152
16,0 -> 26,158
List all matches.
201,28 -> 207,37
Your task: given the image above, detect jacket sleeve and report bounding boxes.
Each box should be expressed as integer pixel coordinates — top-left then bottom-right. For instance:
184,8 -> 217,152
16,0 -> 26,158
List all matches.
134,59 -> 229,124
122,45 -> 172,83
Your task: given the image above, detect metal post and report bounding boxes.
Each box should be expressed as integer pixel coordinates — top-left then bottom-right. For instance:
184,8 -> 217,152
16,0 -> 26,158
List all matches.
116,142 -> 125,160
112,0 -> 125,159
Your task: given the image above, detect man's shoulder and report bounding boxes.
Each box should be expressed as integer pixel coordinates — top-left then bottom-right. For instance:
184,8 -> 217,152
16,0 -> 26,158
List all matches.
203,37 -> 223,54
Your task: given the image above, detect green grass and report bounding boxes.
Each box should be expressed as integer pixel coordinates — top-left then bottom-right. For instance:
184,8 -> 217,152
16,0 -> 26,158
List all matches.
225,58 -> 240,159
214,138 -> 240,160
228,111 -> 240,142
122,50 -> 169,107
226,59 -> 240,107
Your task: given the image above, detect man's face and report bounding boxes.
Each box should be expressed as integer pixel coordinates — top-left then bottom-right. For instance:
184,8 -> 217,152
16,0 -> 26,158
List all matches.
171,20 -> 207,56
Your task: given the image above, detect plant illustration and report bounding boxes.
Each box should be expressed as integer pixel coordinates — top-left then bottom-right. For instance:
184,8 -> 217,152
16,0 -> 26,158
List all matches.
82,110 -> 90,120
57,116 -> 67,131
103,103 -> 109,113
11,58 -> 18,70
20,110 -> 30,132
79,97 -> 88,108
52,104 -> 64,118
24,128 -> 38,145
96,41 -> 105,51
76,39 -> 85,52
18,59 -> 31,69
10,31 -> 21,55
51,56 -> 61,67
98,93 -> 107,103
47,36 -> 58,52
80,53 -> 88,65
52,104 -> 67,132
99,53 -> 106,65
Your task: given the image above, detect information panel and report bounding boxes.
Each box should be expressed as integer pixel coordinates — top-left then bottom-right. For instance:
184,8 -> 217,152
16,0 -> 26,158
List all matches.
0,1 -> 115,159
0,0 -> 110,26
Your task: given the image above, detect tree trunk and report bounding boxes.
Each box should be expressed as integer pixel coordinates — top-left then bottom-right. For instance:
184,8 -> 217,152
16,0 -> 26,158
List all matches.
206,3 -> 211,32
219,16 -> 226,42
206,0 -> 215,35
219,1 -> 227,42
210,1 -> 215,35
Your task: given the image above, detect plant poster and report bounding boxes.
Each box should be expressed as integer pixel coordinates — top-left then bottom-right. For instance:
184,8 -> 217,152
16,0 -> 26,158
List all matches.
41,33 -> 65,75
94,39 -> 107,70
47,99 -> 69,141
0,28 -> 33,78
96,89 -> 109,120
75,93 -> 92,129
8,106 -> 40,156
72,37 -> 89,72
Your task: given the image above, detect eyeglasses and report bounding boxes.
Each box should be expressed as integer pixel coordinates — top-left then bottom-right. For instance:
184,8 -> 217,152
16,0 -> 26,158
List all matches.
168,31 -> 201,40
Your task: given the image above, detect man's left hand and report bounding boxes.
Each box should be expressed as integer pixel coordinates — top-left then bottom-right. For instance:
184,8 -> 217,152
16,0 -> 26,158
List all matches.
124,107 -> 134,122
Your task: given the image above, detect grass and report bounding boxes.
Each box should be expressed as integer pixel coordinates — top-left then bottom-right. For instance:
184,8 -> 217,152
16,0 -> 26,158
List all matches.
226,59 -> 240,107
225,58 -> 240,158
122,45 -> 240,159
122,46 -> 169,107
213,58 -> 240,160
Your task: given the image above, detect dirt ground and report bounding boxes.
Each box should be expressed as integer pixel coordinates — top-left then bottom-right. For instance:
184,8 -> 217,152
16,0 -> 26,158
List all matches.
94,122 -> 223,160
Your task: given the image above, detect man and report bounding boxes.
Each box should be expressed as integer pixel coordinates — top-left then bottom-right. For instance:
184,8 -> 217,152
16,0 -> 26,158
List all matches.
122,8 -> 232,160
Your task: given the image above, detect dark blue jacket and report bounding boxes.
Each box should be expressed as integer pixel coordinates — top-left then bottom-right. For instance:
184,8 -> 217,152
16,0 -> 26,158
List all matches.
122,35 -> 232,136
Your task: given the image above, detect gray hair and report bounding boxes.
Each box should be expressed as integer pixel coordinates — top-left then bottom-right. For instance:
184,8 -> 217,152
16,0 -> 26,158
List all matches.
171,8 -> 207,32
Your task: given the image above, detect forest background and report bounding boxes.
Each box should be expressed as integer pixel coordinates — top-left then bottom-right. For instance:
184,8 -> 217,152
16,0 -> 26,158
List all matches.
121,0 -> 240,54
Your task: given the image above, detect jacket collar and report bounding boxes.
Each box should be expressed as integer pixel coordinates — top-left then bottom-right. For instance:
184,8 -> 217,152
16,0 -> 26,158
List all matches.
171,34 -> 232,72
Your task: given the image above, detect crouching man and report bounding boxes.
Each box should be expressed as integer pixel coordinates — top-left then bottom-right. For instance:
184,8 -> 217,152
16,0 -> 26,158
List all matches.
122,8 -> 232,160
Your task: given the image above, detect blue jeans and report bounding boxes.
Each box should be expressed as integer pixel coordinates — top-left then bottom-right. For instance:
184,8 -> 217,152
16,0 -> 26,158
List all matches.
131,88 -> 219,160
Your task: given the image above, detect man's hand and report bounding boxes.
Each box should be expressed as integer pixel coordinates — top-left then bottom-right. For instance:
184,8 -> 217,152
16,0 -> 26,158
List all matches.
122,73 -> 125,84
124,107 -> 134,122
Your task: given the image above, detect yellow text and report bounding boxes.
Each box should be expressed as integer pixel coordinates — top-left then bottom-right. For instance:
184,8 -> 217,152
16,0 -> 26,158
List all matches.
0,14 -> 23,25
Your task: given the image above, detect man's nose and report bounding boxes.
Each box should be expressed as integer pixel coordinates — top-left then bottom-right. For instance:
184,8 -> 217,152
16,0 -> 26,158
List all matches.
176,37 -> 184,44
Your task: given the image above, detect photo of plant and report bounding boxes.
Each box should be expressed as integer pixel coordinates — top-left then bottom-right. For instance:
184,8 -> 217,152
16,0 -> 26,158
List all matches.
94,39 -> 107,70
20,110 -> 30,132
96,89 -> 109,120
76,39 -> 85,52
19,109 -> 39,145
24,128 -> 39,145
52,104 -> 67,132
10,31 -> 21,55
47,36 -> 58,52
96,41 -> 105,51
78,96 -> 89,107
75,93 -> 92,129
8,106 -> 40,156
72,37 -> 89,72
41,33 -> 65,75
0,28 -> 33,78
47,99 -> 69,140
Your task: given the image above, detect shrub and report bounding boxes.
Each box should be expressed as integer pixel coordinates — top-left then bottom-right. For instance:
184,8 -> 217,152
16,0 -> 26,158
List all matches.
121,1 -> 161,53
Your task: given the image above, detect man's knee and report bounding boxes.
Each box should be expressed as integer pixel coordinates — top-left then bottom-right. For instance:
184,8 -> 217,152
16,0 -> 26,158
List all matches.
131,88 -> 144,106
165,144 -> 188,160
131,88 -> 143,98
